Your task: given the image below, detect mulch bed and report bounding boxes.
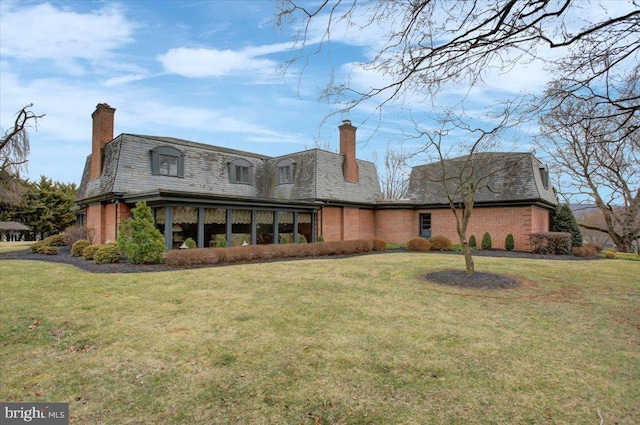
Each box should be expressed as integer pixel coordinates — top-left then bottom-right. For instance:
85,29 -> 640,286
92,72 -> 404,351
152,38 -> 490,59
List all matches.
0,246 -> 596,290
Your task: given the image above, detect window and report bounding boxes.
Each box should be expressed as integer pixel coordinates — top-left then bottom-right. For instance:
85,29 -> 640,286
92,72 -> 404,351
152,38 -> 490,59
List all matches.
276,158 -> 295,185
151,146 -> 184,177
540,167 -> 549,190
229,158 -> 253,184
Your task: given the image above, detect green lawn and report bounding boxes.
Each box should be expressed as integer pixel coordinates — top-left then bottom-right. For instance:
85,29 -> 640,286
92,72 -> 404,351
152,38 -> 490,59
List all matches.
1,253 -> 638,424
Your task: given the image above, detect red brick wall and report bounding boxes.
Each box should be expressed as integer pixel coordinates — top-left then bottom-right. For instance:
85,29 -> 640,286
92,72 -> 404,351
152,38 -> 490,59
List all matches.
318,206 -> 343,241
358,209 -> 375,239
373,206 -> 552,251
339,121 -> 359,182
342,207 -> 360,240
86,201 -> 131,244
374,209 -> 417,243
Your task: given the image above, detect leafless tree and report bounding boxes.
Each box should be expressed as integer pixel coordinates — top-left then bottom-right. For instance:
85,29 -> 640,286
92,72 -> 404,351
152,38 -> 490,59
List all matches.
372,143 -> 413,199
1,104 -> 44,205
539,95 -> 639,252
410,107 -> 522,275
276,0 -> 639,120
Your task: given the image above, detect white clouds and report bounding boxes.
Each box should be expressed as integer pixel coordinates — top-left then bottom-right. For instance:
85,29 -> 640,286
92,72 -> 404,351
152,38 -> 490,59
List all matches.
0,3 -> 136,65
156,41 -> 299,78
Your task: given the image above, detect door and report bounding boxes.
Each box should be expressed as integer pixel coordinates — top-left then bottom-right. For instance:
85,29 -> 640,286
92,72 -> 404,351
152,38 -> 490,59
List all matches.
419,213 -> 431,239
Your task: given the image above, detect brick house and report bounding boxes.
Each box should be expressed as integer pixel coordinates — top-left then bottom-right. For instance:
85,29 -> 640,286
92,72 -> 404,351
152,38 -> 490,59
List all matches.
76,103 -> 556,251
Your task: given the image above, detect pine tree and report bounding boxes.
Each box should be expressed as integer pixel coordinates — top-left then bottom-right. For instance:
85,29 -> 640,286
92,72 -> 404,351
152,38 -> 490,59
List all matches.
551,203 -> 583,248
117,201 -> 166,264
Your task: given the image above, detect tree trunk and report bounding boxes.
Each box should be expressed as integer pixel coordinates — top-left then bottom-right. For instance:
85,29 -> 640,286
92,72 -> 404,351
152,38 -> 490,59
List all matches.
462,241 -> 475,276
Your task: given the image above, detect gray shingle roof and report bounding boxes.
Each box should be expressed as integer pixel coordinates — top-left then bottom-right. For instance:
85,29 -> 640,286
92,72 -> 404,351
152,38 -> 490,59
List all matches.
407,152 -> 557,207
76,134 -> 382,205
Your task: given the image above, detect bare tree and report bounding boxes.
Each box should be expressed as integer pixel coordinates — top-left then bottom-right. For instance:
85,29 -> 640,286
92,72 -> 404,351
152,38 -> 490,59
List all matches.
372,143 -> 413,199
276,1 -> 639,119
1,104 -> 44,205
410,108 -> 523,275
539,95 -> 639,252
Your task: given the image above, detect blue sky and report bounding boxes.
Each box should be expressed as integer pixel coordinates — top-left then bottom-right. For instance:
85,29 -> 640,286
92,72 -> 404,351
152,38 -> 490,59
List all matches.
1,0 -> 634,186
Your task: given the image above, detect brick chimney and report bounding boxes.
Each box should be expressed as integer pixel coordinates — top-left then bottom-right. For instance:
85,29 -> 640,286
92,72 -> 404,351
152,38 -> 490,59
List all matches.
90,103 -> 116,180
339,120 -> 358,183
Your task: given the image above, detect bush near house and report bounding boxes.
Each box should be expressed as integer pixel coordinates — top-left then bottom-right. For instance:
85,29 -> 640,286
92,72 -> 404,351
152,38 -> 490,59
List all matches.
184,237 -> 197,249
505,234 -> 515,251
117,201 -> 165,264
604,249 -> 617,259
469,235 -> 477,248
71,239 -> 91,257
165,239 -> 374,267
82,244 -> 103,260
407,238 -> 431,252
530,232 -> 572,255
372,238 -> 387,251
40,246 -> 59,255
94,244 -> 123,264
29,234 -> 66,254
572,245 -> 599,258
481,232 -> 492,250
429,235 -> 452,251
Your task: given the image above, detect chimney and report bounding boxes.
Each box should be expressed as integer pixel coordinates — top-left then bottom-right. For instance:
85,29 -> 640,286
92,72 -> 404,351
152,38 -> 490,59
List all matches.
339,120 -> 359,183
90,103 -> 116,180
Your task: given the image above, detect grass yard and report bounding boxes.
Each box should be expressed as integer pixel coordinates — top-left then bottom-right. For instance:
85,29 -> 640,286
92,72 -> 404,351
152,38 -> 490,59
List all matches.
0,241 -> 32,253
1,253 -> 638,424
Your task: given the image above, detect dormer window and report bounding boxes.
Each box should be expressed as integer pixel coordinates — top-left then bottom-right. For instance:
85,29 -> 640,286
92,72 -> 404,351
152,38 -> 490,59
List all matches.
540,166 -> 549,190
276,158 -> 295,185
229,158 -> 253,184
151,146 -> 184,177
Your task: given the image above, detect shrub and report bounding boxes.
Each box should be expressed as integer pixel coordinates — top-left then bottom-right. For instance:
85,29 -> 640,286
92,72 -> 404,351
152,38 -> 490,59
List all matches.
372,238 -> 387,251
41,246 -> 59,255
604,249 -> 617,259
429,235 -> 452,251
584,242 -> 603,253
184,237 -> 197,249
71,239 -> 91,257
82,244 -> 103,260
216,236 -> 227,247
481,232 -> 492,250
407,238 -> 431,252
64,226 -> 96,246
94,244 -> 123,264
117,201 -> 166,264
317,235 -> 325,242
43,234 -> 67,246
279,235 -> 289,244
505,233 -> 515,251
530,232 -> 572,255
30,240 -> 48,254
298,234 -> 308,244
573,245 -> 598,258
450,244 -> 462,252
551,203 -> 583,248
165,248 -> 219,267
469,235 -> 477,248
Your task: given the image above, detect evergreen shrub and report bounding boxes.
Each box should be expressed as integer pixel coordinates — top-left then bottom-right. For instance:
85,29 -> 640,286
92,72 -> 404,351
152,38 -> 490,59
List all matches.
481,232 -> 492,250
117,201 -> 166,264
94,244 -> 123,264
216,236 -> 227,247
184,237 -> 197,249
72,240 -> 91,257
317,235 -> 325,242
505,233 -> 515,251
469,235 -> 477,248
604,249 -> 617,259
82,244 -> 103,260
41,246 -> 59,255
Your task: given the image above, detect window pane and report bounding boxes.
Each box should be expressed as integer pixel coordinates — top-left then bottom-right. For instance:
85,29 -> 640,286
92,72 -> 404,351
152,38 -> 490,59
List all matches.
279,166 -> 291,183
159,154 -> 178,176
235,165 -> 249,183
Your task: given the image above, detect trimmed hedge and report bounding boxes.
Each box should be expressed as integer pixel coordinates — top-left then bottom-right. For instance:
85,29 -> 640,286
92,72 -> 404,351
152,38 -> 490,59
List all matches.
429,235 -> 452,251
372,238 -> 387,251
82,244 -> 103,260
481,232 -> 492,250
530,232 -> 572,255
165,239 -> 375,267
505,233 -> 515,251
407,238 -> 431,252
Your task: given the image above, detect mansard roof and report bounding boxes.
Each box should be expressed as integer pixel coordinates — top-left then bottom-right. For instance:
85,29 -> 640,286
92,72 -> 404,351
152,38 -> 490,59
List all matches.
407,152 -> 557,207
76,133 -> 382,206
